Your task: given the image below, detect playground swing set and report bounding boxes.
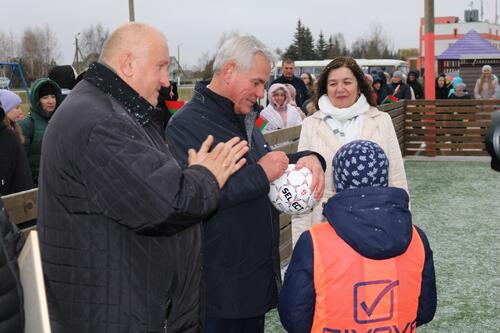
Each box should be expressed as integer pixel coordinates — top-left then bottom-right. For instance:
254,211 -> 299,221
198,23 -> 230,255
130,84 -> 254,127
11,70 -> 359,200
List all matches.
0,61 -> 30,98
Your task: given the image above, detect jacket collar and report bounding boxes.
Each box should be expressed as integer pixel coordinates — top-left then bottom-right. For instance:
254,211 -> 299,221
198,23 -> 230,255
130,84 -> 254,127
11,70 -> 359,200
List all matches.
322,187 -> 412,260
193,82 -> 237,119
84,62 -> 158,126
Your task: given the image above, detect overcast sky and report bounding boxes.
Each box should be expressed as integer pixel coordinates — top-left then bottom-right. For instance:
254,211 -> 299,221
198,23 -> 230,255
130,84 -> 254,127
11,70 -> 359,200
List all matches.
2,0 -> 499,69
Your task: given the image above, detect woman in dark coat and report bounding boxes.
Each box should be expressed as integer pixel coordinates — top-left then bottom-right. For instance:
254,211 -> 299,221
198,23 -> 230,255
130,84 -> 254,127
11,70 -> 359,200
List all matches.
0,103 -> 33,196
19,78 -> 62,185
407,70 -> 424,99
435,74 -> 450,99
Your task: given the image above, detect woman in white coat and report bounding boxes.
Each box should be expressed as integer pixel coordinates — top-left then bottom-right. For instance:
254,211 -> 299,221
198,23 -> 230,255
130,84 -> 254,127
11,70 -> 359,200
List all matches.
474,65 -> 499,100
291,56 -> 409,245
261,83 -> 302,132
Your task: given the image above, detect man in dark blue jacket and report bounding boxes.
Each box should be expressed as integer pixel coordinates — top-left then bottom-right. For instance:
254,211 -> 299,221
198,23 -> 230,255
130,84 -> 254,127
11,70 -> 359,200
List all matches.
166,36 -> 326,333
278,140 -> 436,333
270,59 -> 310,107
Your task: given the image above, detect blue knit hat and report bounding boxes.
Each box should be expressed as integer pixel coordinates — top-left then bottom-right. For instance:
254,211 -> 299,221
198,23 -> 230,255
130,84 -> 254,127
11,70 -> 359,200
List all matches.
0,89 -> 22,113
333,140 -> 389,192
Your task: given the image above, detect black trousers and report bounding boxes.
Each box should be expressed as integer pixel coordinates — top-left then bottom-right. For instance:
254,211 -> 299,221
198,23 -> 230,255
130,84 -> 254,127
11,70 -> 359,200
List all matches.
204,315 -> 265,333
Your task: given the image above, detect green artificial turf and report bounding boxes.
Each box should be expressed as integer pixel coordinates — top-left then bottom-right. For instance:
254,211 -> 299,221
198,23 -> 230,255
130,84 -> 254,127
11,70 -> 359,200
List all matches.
265,160 -> 500,332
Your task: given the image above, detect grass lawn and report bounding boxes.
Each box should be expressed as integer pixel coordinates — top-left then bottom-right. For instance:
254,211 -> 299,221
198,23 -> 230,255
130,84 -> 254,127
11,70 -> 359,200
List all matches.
265,160 -> 500,332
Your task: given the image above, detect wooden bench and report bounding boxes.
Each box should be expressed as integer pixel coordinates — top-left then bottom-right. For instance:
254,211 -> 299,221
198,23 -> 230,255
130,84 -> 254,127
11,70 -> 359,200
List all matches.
2,188 -> 38,234
263,125 -> 302,267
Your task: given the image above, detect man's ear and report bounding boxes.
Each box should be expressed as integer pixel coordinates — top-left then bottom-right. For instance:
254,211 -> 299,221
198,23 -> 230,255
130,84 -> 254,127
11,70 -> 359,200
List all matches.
116,52 -> 135,78
222,61 -> 237,84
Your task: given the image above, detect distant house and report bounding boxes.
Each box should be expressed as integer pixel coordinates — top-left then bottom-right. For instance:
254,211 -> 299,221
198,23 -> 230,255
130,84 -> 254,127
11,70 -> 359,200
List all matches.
418,11 -> 500,70
437,30 -> 500,90
169,56 -> 185,82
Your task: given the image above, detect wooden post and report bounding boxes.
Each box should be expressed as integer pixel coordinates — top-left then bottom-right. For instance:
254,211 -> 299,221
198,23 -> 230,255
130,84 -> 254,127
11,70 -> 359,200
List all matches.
424,0 -> 435,99
424,0 -> 437,155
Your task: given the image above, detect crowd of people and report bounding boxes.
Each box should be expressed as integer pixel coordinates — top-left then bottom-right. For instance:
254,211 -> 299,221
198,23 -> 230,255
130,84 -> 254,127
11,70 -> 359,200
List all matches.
4,21 -> 500,332
257,60 -> 500,136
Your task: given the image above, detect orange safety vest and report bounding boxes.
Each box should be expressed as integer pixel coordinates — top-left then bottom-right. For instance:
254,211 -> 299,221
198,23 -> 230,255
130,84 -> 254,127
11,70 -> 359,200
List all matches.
309,222 -> 425,333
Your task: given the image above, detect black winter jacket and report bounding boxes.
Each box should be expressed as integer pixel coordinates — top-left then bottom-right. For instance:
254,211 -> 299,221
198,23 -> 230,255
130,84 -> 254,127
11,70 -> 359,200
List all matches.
38,62 -> 221,333
0,198 -> 25,333
166,83 -> 325,319
0,116 -> 33,196
387,82 -> 412,100
278,187 -> 437,332
408,71 -> 424,100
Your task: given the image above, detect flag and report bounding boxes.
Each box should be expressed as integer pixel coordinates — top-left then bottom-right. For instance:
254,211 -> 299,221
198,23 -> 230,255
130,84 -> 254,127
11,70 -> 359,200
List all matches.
386,95 -> 399,104
381,84 -> 400,104
164,100 -> 185,114
255,115 -> 268,132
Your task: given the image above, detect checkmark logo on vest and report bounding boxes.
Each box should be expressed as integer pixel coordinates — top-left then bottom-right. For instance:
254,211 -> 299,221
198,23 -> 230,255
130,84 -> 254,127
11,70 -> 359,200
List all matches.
354,279 -> 400,324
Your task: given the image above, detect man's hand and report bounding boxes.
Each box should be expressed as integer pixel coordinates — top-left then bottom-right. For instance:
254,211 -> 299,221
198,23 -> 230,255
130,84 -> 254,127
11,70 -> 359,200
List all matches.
295,155 -> 325,201
188,135 -> 249,188
258,151 -> 289,182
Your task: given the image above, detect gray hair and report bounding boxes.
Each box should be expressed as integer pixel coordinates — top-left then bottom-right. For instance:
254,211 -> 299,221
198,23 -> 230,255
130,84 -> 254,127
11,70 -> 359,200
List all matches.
212,35 -> 275,73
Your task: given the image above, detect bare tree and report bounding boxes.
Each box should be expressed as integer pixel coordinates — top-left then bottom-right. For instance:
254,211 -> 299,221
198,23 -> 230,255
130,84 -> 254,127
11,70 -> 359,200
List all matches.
79,23 -> 109,67
0,30 -> 18,61
328,33 -> 348,58
19,25 -> 60,82
351,22 -> 395,59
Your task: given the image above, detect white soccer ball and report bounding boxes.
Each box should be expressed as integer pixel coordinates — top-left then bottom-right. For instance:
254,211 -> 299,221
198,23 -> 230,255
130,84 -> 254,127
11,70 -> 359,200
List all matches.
268,164 -> 317,215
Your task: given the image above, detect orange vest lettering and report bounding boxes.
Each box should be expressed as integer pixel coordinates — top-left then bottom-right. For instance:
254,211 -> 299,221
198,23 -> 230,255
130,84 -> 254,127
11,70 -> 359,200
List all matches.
309,222 -> 425,333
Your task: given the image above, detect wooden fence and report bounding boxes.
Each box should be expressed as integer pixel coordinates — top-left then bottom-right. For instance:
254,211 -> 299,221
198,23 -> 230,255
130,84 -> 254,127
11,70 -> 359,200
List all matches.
2,100 -> 495,267
403,99 -> 497,156
378,101 -> 406,152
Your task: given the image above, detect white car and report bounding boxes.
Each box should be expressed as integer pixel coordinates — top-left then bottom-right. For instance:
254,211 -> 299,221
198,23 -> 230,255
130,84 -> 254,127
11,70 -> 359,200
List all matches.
0,77 -> 10,89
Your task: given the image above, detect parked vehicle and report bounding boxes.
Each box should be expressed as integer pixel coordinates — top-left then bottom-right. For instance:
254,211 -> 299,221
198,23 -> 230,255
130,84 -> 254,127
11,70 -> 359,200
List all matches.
271,59 -> 409,80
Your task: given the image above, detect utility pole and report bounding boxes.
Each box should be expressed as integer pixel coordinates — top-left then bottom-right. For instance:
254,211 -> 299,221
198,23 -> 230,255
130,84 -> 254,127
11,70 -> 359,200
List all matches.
496,0 -> 498,24
73,33 -> 84,74
177,44 -> 182,85
424,0 -> 435,99
129,0 -> 135,22
481,0 -> 484,21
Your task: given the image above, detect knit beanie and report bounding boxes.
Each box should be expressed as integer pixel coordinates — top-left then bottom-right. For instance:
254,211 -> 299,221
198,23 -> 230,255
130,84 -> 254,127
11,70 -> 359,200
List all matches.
482,65 -> 492,73
333,140 -> 389,192
392,71 -> 403,79
38,83 -> 58,99
0,89 -> 22,113
48,65 -> 76,90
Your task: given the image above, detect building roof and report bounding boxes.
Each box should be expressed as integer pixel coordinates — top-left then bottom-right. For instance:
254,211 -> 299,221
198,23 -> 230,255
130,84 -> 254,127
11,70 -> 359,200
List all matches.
437,30 -> 500,60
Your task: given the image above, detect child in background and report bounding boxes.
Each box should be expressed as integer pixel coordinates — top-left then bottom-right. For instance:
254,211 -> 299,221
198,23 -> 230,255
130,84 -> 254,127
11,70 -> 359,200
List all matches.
260,83 -> 302,132
284,83 -> 306,119
0,89 -> 25,143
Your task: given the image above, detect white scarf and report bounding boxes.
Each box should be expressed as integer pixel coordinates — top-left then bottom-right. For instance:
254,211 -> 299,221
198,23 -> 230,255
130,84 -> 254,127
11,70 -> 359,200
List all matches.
318,94 -> 370,144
